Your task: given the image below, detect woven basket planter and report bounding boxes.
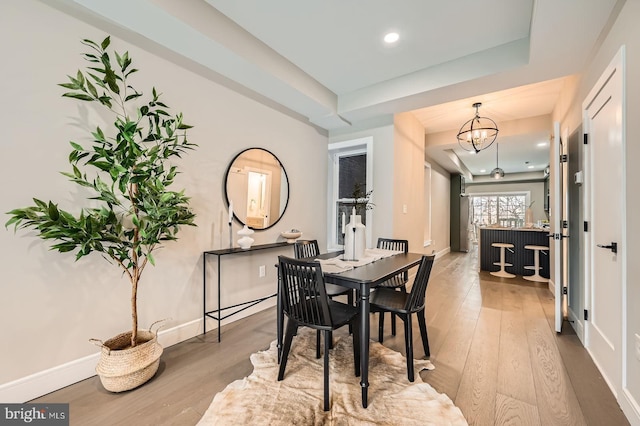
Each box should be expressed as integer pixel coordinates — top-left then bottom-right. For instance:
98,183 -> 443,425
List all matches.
91,328 -> 163,392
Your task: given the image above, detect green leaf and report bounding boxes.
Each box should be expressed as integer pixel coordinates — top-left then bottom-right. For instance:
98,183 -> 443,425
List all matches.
70,141 -> 83,151
125,93 -> 142,102
86,79 -> 98,98
62,93 -> 93,101
48,202 -> 60,221
58,82 -> 81,90
101,36 -> 111,50
81,39 -> 99,49
33,198 -> 47,208
76,70 -> 85,87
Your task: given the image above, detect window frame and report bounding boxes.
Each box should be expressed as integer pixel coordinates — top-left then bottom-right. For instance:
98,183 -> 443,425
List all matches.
327,137 -> 373,251
468,191 -> 531,227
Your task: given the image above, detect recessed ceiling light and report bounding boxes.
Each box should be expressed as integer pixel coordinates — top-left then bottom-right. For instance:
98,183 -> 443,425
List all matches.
528,165 -> 535,169
480,169 -> 486,173
384,32 -> 399,44
537,141 -> 549,147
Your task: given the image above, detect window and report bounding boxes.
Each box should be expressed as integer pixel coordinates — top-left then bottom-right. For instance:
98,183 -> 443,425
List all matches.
336,154 -> 368,245
470,193 -> 528,227
328,137 -> 373,250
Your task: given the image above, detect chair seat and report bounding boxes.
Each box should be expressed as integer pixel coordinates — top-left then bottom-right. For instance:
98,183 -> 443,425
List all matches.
377,274 -> 408,289
370,287 -> 411,314
326,300 -> 360,328
325,283 -> 352,297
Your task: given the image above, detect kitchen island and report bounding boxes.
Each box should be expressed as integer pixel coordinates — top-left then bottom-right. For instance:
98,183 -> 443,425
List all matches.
479,227 -> 550,278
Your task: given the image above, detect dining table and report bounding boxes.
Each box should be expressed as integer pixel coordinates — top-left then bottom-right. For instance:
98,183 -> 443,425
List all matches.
276,250 -> 424,408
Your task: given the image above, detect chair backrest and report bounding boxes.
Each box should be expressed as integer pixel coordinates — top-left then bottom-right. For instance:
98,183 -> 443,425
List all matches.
405,254 -> 436,313
377,238 -> 409,280
278,255 -> 333,329
377,238 -> 409,253
293,240 -> 320,259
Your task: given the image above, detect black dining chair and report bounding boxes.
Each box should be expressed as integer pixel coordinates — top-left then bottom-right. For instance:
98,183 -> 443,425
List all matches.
277,255 -> 361,411
294,240 -> 354,304
370,254 -> 435,382
376,238 -> 409,337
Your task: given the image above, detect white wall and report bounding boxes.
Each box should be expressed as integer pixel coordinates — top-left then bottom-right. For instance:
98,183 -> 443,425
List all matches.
393,112 -> 427,251
0,0 -> 328,400
427,161 -> 451,255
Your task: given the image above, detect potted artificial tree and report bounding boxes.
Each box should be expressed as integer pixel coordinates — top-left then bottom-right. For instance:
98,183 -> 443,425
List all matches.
5,36 -> 196,392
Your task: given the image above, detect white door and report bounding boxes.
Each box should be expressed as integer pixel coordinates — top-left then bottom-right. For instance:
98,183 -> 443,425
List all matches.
584,47 -> 625,393
550,121 -> 564,333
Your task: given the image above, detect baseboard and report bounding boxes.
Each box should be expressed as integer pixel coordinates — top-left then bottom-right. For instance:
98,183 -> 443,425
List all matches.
621,387 -> 640,426
436,247 -> 450,257
567,308 -> 585,344
0,318 -> 203,403
548,279 -> 556,295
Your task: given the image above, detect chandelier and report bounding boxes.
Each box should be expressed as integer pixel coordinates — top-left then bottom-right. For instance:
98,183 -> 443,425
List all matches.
491,143 -> 505,179
456,102 -> 499,153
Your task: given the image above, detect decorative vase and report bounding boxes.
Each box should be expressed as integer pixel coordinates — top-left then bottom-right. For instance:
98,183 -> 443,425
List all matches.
237,225 -> 255,249
281,229 -> 302,243
525,207 -> 533,227
343,214 -> 366,261
91,329 -> 163,393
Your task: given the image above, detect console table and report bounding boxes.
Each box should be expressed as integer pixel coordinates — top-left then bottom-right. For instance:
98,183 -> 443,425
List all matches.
203,242 -> 291,342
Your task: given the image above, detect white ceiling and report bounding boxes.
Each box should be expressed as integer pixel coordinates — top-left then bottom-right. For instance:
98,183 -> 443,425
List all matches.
49,0 -> 622,178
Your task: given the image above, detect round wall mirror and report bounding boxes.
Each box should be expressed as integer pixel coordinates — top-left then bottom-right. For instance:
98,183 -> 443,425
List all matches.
224,148 -> 289,230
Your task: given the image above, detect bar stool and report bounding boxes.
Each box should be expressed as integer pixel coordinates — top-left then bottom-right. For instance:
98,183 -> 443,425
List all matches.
523,245 -> 549,282
490,242 -> 515,278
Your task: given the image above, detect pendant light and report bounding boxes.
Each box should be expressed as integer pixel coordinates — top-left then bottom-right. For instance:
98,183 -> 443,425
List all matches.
491,143 -> 505,179
457,102 -> 499,153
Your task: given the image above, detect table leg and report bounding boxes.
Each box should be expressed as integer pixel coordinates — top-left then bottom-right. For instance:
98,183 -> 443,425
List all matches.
360,283 -> 370,408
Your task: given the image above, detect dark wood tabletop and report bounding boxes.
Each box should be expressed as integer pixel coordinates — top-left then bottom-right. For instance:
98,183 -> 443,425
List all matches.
322,252 -> 423,288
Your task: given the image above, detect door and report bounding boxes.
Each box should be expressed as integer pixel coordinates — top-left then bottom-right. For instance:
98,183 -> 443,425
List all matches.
550,121 -> 564,332
584,47 -> 625,392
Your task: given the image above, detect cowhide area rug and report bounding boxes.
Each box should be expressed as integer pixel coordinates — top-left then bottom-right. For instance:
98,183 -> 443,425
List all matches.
197,328 -> 468,425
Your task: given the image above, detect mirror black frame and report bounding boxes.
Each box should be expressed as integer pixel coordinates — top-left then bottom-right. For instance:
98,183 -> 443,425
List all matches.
224,148 -> 290,230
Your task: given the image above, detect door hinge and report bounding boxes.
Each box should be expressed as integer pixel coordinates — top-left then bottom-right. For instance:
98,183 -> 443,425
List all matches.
562,287 -> 568,295
583,134 -> 589,145
584,309 -> 589,321
584,221 -> 589,232
560,154 -> 568,163
562,220 -> 568,228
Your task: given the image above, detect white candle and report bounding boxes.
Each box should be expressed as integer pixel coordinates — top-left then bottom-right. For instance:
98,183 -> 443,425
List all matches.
341,212 -> 346,234
228,200 -> 233,224
352,207 -> 356,217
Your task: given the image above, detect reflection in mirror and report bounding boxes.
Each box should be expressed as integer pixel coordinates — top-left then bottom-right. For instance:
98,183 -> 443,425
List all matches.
224,148 -> 289,230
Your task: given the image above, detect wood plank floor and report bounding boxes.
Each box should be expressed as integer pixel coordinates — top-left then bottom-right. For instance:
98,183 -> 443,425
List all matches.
32,248 -> 630,425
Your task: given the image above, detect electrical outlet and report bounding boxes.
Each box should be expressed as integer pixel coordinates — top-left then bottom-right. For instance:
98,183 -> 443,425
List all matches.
635,334 -> 640,361
259,265 -> 266,278
402,204 -> 407,214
